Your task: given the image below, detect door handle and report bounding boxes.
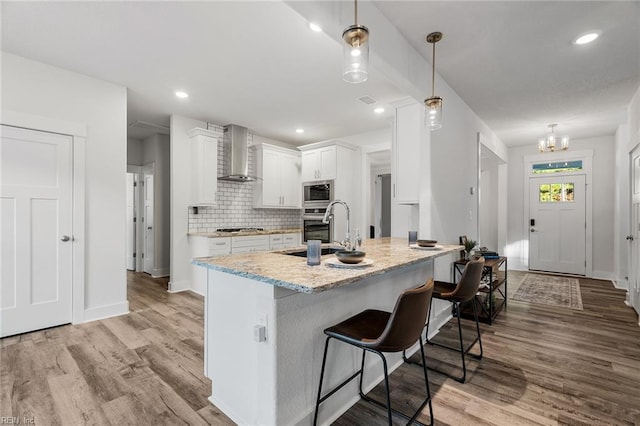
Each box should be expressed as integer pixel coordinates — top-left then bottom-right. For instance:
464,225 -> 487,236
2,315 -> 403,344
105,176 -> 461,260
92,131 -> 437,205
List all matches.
627,235 -> 635,241
61,235 -> 71,242
530,228 -> 536,233
147,226 -> 153,230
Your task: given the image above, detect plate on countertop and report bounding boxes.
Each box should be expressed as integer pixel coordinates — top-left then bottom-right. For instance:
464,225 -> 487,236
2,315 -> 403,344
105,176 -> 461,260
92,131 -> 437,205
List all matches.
325,258 -> 374,269
410,244 -> 443,251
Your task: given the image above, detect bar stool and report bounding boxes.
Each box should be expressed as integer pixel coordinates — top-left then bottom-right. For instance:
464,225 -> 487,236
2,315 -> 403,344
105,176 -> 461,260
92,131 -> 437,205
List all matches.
404,258 -> 484,383
313,280 -> 435,426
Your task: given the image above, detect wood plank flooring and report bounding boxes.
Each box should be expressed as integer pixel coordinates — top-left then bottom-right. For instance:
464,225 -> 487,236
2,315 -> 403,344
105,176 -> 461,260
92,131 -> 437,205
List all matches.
2,271 -> 640,425
335,272 -> 640,426
0,272 -> 234,426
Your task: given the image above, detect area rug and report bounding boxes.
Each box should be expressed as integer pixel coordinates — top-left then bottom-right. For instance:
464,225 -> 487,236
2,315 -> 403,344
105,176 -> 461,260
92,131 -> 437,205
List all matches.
512,273 -> 583,310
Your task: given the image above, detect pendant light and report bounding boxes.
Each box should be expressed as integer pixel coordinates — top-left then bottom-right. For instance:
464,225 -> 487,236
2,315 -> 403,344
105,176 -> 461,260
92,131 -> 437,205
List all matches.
425,32 -> 443,131
538,124 -> 569,152
342,0 -> 369,84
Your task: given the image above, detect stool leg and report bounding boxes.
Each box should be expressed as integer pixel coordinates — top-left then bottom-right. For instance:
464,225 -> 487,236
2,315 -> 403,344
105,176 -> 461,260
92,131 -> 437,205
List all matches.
357,349 -> 367,398
379,351 -> 393,426
313,336 -> 331,426
417,336 -> 434,426
455,301 -> 467,383
472,296 -> 483,360
424,296 -> 434,344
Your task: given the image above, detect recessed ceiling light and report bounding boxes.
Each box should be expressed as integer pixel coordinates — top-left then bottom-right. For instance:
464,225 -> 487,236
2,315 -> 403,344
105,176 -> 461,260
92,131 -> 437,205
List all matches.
309,22 -> 322,33
374,107 -> 385,114
573,31 -> 601,45
175,91 -> 189,99
296,128 -> 305,134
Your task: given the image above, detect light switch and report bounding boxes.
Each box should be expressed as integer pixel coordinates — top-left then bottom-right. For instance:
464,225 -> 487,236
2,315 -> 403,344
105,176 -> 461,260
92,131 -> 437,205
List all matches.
254,325 -> 267,342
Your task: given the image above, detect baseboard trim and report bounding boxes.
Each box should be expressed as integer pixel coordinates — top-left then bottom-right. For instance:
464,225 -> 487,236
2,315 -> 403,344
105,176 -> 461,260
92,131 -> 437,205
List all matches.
151,267 -> 170,278
168,280 -> 190,293
82,301 -> 129,323
614,278 -> 629,290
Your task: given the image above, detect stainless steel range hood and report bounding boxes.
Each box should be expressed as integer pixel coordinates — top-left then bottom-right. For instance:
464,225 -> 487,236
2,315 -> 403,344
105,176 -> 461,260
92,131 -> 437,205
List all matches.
219,124 -> 256,182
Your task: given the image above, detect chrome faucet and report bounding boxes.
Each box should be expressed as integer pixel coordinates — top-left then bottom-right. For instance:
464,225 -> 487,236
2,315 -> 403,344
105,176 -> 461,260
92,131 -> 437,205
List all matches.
322,200 -> 356,251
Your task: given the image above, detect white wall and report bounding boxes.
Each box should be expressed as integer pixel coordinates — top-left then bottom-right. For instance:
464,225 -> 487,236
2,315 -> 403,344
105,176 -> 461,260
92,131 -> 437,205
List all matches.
127,138 -> 143,166
142,134 -> 170,276
506,136 -> 616,277
429,85 -> 505,249
170,114 -> 207,292
1,52 -> 128,321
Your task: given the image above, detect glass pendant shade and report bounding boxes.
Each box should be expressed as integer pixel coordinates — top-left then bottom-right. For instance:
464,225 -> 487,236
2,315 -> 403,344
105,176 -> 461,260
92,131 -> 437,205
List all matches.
342,25 -> 369,84
537,124 -> 569,152
425,96 -> 443,130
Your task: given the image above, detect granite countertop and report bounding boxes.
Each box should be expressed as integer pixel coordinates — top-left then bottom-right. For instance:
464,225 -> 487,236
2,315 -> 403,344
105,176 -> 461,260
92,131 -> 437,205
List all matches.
188,228 -> 302,238
193,237 -> 462,294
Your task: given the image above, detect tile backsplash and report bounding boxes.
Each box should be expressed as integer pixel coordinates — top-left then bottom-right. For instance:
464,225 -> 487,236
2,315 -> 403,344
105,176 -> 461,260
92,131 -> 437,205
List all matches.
187,124 -> 302,233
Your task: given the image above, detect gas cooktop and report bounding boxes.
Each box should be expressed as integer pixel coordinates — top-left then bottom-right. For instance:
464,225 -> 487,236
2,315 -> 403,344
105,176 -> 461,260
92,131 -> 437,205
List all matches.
216,227 -> 264,233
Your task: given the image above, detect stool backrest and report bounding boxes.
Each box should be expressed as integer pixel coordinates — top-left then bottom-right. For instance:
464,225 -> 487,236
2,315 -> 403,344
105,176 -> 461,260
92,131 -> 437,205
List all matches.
370,279 -> 434,352
443,258 -> 485,302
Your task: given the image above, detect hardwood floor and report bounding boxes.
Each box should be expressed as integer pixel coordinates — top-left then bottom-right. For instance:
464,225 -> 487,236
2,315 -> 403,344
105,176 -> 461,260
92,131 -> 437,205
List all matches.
335,272 -> 640,426
2,271 -> 639,425
0,272 -> 234,426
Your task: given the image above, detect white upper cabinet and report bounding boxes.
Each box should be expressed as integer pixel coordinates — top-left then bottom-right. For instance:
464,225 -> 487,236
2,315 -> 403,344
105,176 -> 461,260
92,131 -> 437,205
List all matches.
253,143 -> 301,209
392,101 -> 423,204
301,145 -> 336,182
188,127 -> 219,205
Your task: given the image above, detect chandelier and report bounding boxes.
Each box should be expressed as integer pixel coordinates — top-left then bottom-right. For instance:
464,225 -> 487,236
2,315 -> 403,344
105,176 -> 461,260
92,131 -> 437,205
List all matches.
538,124 -> 569,152
425,32 -> 443,131
342,0 -> 369,84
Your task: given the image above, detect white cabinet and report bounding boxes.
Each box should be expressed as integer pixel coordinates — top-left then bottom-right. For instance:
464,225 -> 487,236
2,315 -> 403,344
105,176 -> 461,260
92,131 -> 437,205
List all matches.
282,233 -> 300,248
392,102 -> 422,204
253,144 -> 301,208
270,232 -> 301,250
188,127 -> 219,205
190,236 -> 231,296
301,145 -> 336,182
231,235 -> 270,253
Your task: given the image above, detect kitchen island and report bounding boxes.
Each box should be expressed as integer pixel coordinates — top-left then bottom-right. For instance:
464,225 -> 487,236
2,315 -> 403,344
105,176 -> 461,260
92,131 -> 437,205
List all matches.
194,238 -> 461,425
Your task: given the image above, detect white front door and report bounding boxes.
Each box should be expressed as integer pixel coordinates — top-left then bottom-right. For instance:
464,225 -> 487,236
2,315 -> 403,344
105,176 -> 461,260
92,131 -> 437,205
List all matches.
529,175 -> 586,275
1,125 -> 73,337
630,146 -> 640,314
143,171 -> 154,275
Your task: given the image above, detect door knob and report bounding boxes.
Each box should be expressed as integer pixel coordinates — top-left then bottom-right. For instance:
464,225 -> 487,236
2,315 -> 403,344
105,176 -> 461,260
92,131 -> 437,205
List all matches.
530,228 -> 536,233
627,235 -> 635,241
61,235 -> 71,242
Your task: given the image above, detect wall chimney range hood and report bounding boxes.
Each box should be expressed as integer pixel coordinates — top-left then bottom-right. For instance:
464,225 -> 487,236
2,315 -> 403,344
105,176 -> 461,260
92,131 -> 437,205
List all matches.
219,124 -> 256,182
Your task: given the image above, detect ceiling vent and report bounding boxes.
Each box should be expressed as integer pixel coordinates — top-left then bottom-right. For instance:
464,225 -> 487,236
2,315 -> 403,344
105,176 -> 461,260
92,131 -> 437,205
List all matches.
358,95 -> 377,105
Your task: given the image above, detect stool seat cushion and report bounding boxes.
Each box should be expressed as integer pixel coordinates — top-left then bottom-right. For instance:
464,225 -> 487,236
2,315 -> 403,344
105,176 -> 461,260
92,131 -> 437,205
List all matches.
324,309 -> 390,349
433,280 -> 457,300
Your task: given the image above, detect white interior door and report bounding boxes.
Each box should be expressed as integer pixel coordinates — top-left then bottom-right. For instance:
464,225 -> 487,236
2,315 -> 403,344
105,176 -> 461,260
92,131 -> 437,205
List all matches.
126,173 -> 136,270
630,147 -> 640,313
1,125 -> 73,337
529,175 -> 586,275
143,171 -> 154,275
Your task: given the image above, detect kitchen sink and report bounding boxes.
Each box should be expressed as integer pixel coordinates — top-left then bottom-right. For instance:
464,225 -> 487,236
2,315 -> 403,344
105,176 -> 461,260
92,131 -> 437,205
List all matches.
280,247 -> 343,257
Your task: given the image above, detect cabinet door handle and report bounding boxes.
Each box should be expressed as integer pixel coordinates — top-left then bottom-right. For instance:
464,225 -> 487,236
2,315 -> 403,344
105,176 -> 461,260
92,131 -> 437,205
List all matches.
215,242 -> 226,246
393,184 -> 396,198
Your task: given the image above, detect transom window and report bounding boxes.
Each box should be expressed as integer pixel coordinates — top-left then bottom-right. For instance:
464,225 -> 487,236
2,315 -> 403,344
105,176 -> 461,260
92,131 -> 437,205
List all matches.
532,160 -> 582,174
539,183 -> 574,202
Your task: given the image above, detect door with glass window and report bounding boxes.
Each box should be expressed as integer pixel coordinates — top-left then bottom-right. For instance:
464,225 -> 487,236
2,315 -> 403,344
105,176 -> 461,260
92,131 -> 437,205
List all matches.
529,175 -> 586,274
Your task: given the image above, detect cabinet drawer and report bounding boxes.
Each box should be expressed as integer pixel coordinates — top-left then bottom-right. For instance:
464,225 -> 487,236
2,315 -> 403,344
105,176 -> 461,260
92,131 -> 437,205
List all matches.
208,237 -> 231,256
283,233 -> 300,248
231,235 -> 270,253
270,234 -> 283,244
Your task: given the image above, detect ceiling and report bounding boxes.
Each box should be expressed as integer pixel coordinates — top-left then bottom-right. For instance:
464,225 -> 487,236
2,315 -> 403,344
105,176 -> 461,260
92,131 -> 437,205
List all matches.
2,1 -> 639,147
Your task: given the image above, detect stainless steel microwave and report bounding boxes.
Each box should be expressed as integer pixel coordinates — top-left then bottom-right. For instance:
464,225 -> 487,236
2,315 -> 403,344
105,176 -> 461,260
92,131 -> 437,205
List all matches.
302,180 -> 334,208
